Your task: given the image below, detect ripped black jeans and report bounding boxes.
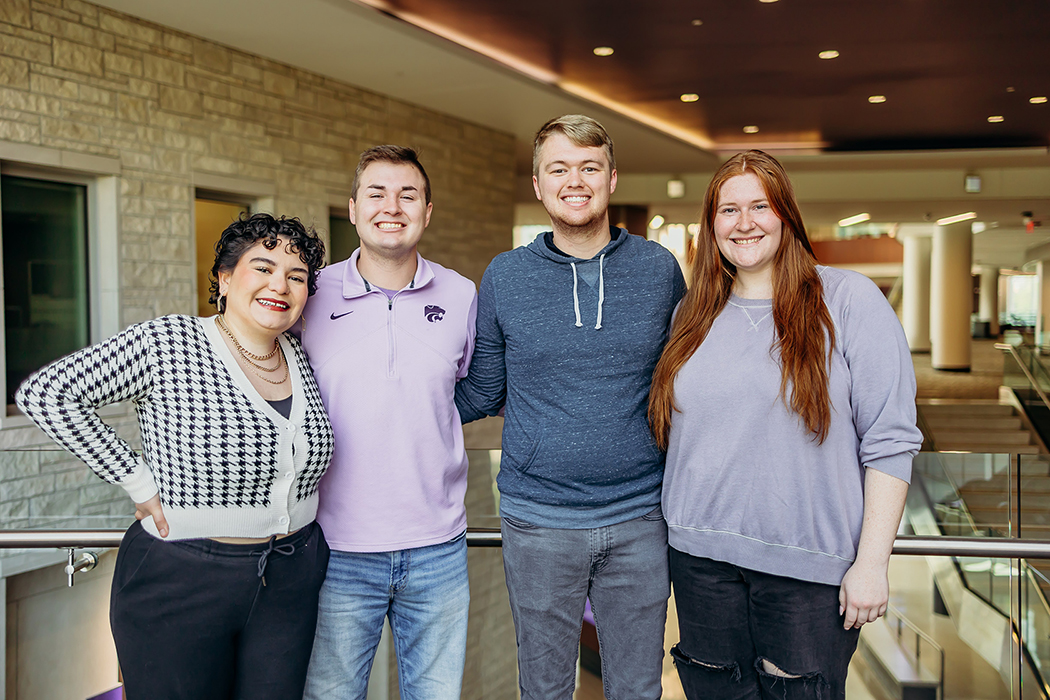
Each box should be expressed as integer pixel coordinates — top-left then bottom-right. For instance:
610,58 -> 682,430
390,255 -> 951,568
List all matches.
669,549 -> 859,700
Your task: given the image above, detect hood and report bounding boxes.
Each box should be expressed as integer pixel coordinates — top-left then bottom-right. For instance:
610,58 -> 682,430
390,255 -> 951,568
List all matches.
524,225 -> 630,264
525,226 -> 631,330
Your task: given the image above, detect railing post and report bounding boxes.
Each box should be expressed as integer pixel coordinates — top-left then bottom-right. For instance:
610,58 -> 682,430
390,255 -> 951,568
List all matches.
63,548 -> 98,587
1011,451 -> 1023,699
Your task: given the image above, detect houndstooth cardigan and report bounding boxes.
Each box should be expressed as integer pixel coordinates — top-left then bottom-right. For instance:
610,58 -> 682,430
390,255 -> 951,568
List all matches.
16,315 -> 335,540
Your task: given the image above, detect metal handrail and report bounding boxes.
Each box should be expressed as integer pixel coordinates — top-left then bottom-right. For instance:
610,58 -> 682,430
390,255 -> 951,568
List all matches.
2,529 -> 1050,556
891,536 -> 1050,558
997,342 -> 1050,409
1028,560 -> 1050,588
884,603 -> 945,699
0,527 -> 499,548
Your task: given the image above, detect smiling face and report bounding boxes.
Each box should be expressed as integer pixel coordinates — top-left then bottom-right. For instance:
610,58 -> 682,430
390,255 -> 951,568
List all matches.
218,236 -> 309,337
532,133 -> 617,236
350,161 -> 432,262
714,172 -> 783,296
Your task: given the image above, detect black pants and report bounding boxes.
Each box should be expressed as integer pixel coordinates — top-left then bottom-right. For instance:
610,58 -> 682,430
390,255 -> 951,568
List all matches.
110,520 -> 330,700
670,548 -> 860,700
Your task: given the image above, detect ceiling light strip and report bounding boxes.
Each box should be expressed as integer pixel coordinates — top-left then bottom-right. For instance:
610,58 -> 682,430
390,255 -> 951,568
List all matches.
936,212 -> 977,226
560,81 -> 716,150
838,213 -> 871,227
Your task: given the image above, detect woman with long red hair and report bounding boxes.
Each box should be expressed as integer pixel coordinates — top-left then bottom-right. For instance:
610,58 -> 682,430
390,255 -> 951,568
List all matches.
650,151 -> 921,699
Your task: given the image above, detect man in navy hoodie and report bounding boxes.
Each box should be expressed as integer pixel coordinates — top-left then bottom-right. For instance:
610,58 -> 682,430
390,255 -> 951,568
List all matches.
456,115 -> 686,699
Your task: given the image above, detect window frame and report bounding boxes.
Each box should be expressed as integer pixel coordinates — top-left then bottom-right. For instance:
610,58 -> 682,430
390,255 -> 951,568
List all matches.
0,146 -> 121,427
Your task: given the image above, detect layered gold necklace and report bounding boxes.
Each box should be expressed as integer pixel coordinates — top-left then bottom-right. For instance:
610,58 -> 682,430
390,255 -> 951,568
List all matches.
216,315 -> 289,385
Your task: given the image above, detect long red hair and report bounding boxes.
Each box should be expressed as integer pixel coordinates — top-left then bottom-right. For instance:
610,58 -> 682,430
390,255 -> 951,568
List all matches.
649,150 -> 835,449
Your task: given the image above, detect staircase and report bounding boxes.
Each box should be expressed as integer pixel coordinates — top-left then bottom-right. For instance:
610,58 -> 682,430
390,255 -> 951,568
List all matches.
919,400 -> 1042,455
920,400 -> 1050,599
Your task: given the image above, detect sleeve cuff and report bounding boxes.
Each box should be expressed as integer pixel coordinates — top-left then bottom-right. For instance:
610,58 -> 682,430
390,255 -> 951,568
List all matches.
865,452 -> 914,485
120,456 -> 159,503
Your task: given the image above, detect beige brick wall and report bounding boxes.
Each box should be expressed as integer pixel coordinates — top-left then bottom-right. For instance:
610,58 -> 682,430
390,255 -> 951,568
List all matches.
0,0 -> 513,327
0,1 -> 518,697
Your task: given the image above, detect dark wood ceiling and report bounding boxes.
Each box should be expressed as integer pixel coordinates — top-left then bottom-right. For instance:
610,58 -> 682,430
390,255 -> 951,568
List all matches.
381,0 -> 1050,152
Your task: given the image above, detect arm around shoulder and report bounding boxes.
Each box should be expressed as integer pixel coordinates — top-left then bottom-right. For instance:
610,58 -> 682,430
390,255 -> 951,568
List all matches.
455,266 -> 506,423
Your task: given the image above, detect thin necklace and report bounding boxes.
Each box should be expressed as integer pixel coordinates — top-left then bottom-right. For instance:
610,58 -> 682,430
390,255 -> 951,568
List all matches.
216,315 -> 279,361
243,345 -> 288,385
216,316 -> 289,385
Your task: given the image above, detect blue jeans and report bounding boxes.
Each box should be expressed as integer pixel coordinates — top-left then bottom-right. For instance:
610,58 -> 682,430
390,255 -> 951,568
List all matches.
501,509 -> 670,700
670,549 -> 860,700
302,532 -> 469,700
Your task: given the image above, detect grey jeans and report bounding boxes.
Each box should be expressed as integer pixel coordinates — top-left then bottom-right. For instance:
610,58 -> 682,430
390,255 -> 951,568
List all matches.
500,508 -> 670,700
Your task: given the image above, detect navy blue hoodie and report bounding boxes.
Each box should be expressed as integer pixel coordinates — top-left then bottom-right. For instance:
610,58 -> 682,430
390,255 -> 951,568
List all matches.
456,227 -> 686,528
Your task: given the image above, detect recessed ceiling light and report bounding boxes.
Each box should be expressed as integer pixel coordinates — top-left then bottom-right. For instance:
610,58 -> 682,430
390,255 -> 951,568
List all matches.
691,19 -> 703,26
818,50 -> 839,60
743,125 -> 759,134
838,213 -> 871,227
987,115 -> 1005,123
759,0 -> 779,3
593,46 -> 614,57
1032,96 -> 1048,104
680,93 -> 699,103
936,212 -> 977,226
1007,86 -> 1016,92
868,95 -> 886,104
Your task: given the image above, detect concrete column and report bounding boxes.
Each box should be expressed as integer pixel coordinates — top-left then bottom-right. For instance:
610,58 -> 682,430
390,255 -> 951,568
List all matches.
1037,261 -> 1050,347
900,227 -> 933,352
976,266 -> 1000,338
930,220 -> 973,370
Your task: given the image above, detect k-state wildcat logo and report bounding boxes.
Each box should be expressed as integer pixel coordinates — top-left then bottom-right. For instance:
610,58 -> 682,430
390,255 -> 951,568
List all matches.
424,305 -> 446,322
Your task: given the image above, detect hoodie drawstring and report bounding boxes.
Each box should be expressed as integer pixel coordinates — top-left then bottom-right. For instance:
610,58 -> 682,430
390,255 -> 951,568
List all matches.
594,254 -> 605,330
570,262 -> 584,328
570,255 -> 606,330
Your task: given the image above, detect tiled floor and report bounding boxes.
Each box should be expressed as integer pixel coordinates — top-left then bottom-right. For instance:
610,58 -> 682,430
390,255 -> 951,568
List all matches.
576,338 -> 1015,699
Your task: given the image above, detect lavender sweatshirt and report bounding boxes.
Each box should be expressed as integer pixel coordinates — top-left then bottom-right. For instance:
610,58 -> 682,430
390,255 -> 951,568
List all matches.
662,266 -> 921,586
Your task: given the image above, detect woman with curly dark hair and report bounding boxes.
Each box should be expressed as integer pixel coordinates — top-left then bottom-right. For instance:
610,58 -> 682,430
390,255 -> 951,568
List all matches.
17,212 -> 334,700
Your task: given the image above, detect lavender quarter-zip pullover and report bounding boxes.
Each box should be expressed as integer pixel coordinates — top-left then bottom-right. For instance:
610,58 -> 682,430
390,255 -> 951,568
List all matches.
301,250 -> 477,552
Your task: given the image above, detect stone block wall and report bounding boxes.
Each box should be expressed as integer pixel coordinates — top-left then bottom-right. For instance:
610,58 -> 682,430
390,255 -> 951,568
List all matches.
0,1 -> 518,696
0,0 -> 513,325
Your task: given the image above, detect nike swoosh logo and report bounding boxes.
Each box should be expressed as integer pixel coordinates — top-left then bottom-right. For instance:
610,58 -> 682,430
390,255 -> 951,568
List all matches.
330,311 -> 354,320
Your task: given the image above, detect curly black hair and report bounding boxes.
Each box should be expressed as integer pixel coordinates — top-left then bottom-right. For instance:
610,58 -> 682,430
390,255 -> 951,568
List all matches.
208,212 -> 326,313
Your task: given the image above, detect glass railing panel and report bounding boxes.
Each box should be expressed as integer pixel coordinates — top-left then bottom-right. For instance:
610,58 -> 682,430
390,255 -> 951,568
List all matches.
1001,346 -> 1050,452
1013,345 -> 1050,396
12,444 -> 1050,697
912,451 -> 1012,538
1006,346 -> 1035,394
1021,564 -> 1050,694
465,448 -> 502,531
1017,456 -> 1050,542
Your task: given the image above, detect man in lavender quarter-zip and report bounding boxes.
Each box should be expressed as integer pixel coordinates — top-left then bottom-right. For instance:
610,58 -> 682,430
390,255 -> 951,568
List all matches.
300,145 -> 477,700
